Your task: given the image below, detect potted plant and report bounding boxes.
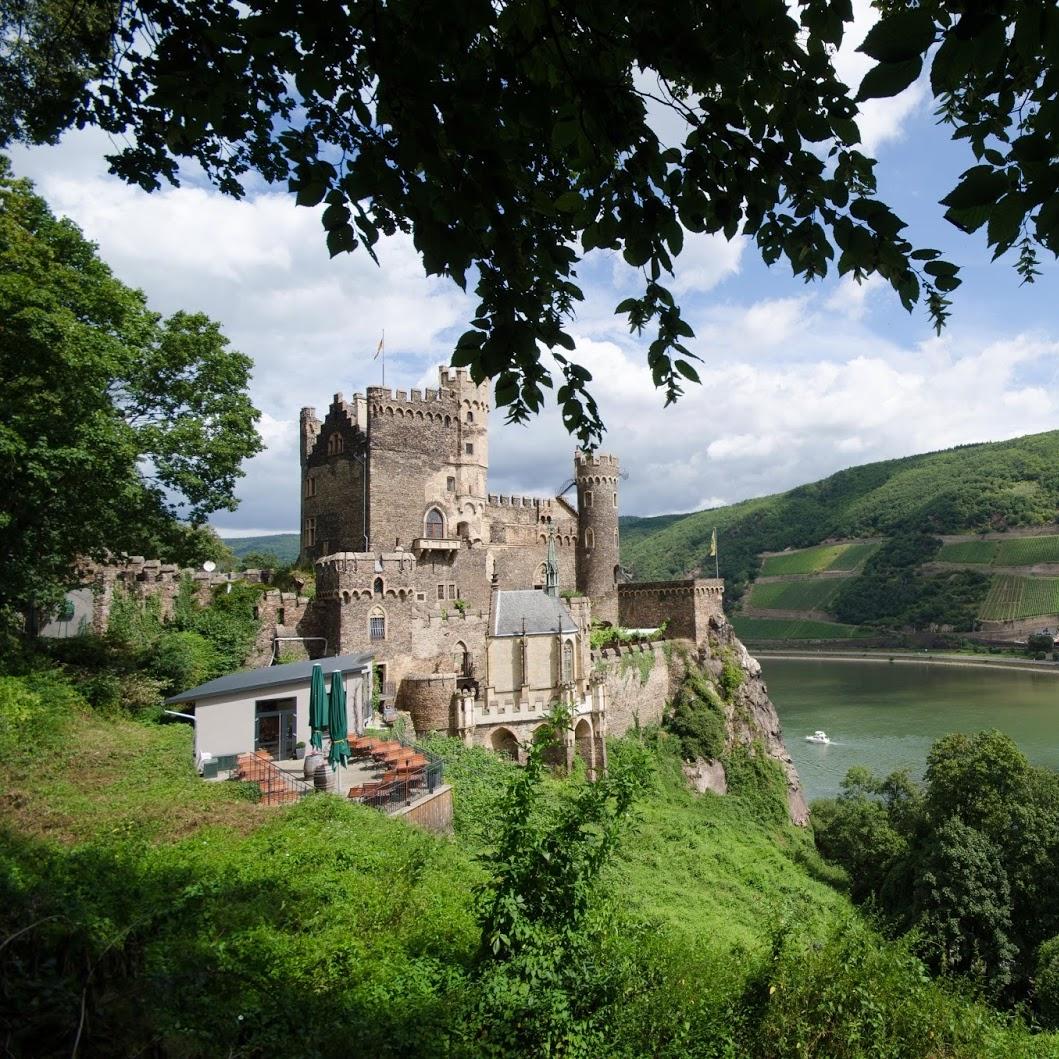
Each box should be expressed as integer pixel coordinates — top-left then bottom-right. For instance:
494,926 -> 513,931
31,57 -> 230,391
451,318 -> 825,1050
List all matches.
295,740 -> 306,760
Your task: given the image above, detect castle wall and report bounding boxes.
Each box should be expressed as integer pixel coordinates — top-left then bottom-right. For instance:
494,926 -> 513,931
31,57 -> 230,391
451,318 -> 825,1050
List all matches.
618,579 -> 724,643
89,558 -> 270,633
592,640 -> 688,736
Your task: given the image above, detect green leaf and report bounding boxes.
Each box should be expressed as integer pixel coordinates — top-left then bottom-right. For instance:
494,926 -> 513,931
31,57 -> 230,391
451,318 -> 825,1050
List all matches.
856,57 -> 922,102
674,359 -> 700,383
455,330 -> 485,351
940,167 -> 1010,211
858,11 -> 935,63
326,226 -> 356,257
554,191 -> 583,213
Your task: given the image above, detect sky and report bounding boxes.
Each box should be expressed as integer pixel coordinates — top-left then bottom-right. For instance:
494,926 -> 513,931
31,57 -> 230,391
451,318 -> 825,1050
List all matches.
9,2 -> 1059,535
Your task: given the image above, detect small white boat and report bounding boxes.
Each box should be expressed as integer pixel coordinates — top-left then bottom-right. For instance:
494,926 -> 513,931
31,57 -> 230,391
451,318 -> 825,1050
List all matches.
805,730 -> 831,745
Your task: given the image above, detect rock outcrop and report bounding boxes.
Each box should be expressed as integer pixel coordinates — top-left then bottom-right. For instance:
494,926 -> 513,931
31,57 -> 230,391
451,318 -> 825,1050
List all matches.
688,615 -> 810,827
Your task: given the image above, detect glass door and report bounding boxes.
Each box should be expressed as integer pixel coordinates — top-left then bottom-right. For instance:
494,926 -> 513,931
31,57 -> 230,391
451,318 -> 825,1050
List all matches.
255,698 -> 298,759
255,712 -> 280,757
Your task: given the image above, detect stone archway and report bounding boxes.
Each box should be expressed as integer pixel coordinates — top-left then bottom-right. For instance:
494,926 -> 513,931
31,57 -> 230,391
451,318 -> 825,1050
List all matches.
574,718 -> 594,773
490,726 -> 519,760
534,723 -> 567,770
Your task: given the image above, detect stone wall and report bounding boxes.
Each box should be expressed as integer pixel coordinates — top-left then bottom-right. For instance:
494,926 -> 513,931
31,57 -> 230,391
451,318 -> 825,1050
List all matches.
397,673 -> 457,733
592,640 -> 684,736
618,578 -> 724,643
88,558 -> 270,634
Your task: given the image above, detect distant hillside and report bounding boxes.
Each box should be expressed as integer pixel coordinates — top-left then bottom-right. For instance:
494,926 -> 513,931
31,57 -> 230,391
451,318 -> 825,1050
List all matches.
222,533 -> 300,564
621,430 -> 1059,605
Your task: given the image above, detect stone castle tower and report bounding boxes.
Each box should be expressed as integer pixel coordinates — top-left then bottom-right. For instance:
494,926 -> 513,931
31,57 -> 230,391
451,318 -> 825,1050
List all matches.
574,451 -> 621,624
299,367 -> 490,559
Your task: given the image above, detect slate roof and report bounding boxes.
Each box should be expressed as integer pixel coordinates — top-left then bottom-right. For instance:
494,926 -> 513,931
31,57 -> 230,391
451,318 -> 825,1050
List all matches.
493,590 -> 578,637
164,652 -> 373,705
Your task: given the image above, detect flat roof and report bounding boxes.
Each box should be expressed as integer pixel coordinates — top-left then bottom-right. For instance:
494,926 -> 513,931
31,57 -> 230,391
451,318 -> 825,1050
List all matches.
493,589 -> 578,637
164,652 -> 372,705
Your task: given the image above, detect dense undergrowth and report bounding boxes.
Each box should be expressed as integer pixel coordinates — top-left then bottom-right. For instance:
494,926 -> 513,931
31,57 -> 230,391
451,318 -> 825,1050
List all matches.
1,667 -> 1056,1056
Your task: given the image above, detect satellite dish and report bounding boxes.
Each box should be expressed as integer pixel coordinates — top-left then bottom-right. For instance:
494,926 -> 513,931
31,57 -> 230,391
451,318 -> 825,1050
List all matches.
202,560 -> 217,573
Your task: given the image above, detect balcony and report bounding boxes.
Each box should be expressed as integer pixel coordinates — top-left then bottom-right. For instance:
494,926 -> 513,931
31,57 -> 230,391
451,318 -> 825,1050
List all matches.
412,537 -> 461,554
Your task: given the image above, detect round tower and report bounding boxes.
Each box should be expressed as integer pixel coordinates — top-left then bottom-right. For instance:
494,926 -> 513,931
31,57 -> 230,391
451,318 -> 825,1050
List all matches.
574,451 -> 620,625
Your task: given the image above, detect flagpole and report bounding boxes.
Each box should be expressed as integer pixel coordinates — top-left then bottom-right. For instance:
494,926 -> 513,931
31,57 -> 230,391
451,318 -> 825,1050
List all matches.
381,328 -> 385,387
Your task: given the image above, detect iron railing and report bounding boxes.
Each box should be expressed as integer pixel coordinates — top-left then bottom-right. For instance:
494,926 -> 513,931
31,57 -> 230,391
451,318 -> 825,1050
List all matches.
350,730 -> 444,814
232,751 -> 315,806
358,760 -> 444,812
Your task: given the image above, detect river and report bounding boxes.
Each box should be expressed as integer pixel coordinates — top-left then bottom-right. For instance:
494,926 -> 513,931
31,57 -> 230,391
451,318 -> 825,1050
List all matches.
760,657 -> 1059,803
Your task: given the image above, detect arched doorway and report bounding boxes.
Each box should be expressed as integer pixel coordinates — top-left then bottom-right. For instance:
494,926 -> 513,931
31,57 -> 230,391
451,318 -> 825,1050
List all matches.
535,723 -> 567,770
491,727 -> 519,760
574,718 -> 595,773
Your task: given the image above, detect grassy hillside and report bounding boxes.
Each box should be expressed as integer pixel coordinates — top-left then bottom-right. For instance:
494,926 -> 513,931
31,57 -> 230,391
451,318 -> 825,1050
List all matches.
2,670 -> 1052,1056
621,430 -> 1059,601
221,531 -> 301,563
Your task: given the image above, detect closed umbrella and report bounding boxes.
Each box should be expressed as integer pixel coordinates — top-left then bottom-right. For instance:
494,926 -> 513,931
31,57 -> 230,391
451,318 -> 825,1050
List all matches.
308,663 -> 327,751
327,670 -> 351,771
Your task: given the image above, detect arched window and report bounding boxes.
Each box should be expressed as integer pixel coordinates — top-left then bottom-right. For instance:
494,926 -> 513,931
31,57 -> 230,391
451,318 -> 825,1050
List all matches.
457,520 -> 470,539
452,640 -> 471,677
326,431 -> 344,456
534,562 -> 547,589
561,640 -> 574,683
373,577 -> 384,597
614,564 -> 621,584
424,508 -> 445,539
585,528 -> 595,550
368,607 -> 386,641
466,410 -> 474,423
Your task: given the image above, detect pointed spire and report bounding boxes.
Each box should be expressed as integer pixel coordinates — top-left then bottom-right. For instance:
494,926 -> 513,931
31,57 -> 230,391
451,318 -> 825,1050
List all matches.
544,528 -> 559,597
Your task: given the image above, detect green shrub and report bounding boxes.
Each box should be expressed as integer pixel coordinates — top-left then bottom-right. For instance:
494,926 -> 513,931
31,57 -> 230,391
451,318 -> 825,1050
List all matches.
665,666 -> 725,761
148,630 -> 221,692
1036,936 -> 1059,1029
724,742 -> 789,825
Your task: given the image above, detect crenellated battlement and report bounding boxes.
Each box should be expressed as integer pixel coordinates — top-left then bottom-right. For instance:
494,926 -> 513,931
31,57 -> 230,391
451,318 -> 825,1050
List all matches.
575,451 -> 619,470
486,494 -> 565,510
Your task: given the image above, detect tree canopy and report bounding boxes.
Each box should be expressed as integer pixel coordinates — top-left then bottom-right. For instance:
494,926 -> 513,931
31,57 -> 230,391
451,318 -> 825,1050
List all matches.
813,730 -> 1059,1009
0,158 -> 261,624
2,0 -> 1055,444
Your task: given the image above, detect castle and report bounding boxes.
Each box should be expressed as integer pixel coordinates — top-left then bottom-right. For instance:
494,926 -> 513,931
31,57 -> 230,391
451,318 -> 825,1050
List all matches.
293,366 -> 723,769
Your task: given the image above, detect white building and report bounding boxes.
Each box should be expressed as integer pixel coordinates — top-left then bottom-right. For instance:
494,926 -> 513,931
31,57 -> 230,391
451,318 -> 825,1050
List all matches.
165,653 -> 373,765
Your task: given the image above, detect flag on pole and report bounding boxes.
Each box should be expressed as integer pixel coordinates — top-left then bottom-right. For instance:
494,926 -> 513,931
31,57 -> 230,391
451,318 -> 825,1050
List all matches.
373,332 -> 384,359
708,528 -> 717,557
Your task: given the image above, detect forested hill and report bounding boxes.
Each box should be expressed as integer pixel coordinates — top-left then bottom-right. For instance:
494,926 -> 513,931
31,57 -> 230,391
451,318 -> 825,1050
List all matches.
620,430 -> 1059,601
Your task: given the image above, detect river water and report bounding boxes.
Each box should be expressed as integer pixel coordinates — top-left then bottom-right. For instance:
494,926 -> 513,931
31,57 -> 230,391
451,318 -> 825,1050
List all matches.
761,657 -> 1059,803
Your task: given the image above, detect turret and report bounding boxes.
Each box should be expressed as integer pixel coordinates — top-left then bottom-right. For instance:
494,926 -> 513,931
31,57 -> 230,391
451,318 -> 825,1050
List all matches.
300,407 -> 320,466
574,451 -> 620,625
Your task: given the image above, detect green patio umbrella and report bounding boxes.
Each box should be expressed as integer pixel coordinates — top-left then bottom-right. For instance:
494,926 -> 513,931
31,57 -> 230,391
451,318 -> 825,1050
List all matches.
308,663 -> 327,751
327,670 -> 351,771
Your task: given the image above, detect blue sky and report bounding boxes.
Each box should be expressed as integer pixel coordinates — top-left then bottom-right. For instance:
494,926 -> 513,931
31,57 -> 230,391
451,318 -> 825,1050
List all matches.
10,1 -> 1059,534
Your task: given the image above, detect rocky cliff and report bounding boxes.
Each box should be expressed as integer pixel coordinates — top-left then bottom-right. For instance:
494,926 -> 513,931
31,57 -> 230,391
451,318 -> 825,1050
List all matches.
680,615 -> 809,826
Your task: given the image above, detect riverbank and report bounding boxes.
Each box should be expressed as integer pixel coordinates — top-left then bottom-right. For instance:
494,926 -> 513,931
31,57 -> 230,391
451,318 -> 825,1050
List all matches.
750,648 -> 1059,676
